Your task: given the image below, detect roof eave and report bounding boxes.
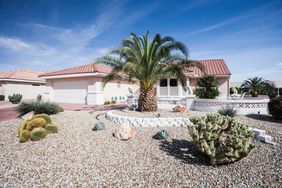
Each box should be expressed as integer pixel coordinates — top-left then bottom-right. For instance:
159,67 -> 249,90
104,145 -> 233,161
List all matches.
0,78 -> 46,84
40,72 -> 108,79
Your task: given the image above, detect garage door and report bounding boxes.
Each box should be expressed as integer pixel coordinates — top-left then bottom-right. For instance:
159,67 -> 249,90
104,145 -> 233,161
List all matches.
53,80 -> 88,104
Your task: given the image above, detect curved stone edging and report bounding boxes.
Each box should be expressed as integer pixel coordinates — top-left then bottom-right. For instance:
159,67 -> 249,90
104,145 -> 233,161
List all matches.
106,110 -> 190,127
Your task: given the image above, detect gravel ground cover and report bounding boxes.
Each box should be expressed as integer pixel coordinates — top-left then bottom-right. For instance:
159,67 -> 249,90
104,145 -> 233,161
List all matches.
0,110 -> 281,187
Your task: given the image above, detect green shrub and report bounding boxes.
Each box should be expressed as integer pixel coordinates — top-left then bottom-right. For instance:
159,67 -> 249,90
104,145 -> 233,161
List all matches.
189,114 -> 255,165
111,100 -> 117,104
8,93 -> 22,104
218,106 -> 237,117
30,127 -> 47,141
16,101 -> 61,116
195,76 -> 219,99
268,96 -> 282,119
0,95 -> 5,101
104,100 -> 111,105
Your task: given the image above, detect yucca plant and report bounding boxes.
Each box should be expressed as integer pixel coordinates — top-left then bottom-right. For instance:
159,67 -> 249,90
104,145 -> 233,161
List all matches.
94,31 -> 202,111
241,77 -> 264,97
17,101 -> 61,116
218,106 -> 237,117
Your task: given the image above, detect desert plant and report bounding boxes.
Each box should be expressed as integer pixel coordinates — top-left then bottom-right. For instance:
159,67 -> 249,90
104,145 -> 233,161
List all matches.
95,31 -> 202,111
19,130 -> 30,142
8,93 -> 22,104
241,77 -> 264,97
196,76 -> 219,99
30,127 -> 47,141
111,100 -> 117,104
44,124 -> 58,133
262,81 -> 277,99
27,118 -> 46,128
92,122 -> 105,131
218,106 -> 237,117
0,95 -> 5,101
189,114 -> 255,165
16,101 -> 61,116
268,96 -> 282,119
153,130 -> 169,140
104,100 -> 111,105
31,114 -> 52,124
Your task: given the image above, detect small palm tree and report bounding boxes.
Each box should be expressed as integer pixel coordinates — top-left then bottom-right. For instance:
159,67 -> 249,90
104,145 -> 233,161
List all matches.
95,31 -> 202,111
241,77 -> 264,97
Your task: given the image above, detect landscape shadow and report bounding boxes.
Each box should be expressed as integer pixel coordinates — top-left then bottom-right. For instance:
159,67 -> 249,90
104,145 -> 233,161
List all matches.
246,114 -> 282,123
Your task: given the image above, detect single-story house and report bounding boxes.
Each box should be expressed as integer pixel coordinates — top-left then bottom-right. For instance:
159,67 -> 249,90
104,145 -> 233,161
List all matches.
0,69 -> 46,100
39,59 -> 231,105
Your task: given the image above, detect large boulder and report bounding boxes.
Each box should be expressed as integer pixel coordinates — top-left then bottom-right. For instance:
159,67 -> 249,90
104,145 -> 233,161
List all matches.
172,105 -> 189,113
113,124 -> 136,140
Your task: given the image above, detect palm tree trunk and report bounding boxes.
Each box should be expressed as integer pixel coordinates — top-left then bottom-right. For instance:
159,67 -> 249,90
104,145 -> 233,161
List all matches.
138,86 -> 157,112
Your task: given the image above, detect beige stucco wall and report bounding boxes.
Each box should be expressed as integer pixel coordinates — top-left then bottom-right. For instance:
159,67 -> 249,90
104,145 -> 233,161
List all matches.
1,81 -> 45,100
44,76 -> 139,104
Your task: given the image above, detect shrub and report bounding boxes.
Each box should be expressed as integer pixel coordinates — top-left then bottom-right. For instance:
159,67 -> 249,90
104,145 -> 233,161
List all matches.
92,122 -> 105,131
195,76 -> 219,99
218,106 -> 237,117
16,101 -> 61,116
0,95 -> 5,101
8,93 -> 22,104
189,114 -> 255,165
104,100 -> 111,105
111,100 -> 117,104
268,96 -> 282,119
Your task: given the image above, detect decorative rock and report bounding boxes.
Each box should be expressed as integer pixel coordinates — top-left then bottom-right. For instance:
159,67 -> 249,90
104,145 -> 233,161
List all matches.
172,105 -> 189,113
113,124 -> 136,140
153,130 -> 169,140
93,122 -> 105,131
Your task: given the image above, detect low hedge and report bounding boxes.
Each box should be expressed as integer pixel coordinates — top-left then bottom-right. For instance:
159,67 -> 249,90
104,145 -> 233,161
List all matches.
268,96 -> 282,119
17,101 -> 62,116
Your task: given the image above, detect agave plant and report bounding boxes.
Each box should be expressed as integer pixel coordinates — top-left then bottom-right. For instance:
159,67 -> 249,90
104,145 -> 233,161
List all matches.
95,31 -> 202,111
241,77 -> 264,97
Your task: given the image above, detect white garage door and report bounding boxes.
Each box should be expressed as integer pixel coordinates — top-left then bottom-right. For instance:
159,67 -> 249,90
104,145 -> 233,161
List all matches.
53,80 -> 88,104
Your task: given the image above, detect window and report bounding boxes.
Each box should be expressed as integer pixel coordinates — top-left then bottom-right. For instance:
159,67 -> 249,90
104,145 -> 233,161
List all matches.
32,84 -> 40,86
170,79 -> 178,87
160,79 -> 168,87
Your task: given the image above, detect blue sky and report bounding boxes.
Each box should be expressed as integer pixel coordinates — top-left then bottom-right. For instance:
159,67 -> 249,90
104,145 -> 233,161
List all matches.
0,0 -> 281,81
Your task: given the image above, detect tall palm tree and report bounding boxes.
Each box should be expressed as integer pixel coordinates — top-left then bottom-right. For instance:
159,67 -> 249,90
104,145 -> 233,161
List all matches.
241,77 -> 264,97
95,31 -> 202,111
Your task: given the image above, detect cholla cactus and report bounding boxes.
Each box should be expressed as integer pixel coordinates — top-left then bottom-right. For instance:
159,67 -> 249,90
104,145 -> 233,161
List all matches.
189,114 -> 255,165
153,130 -> 169,140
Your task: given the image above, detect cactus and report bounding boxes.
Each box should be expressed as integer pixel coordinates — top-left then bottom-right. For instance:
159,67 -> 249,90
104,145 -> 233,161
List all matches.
153,130 -> 169,140
18,120 -> 28,136
27,118 -> 47,129
30,127 -> 47,141
44,124 -> 58,133
188,114 -> 255,165
19,130 -> 30,142
31,114 -> 52,124
93,122 -> 105,131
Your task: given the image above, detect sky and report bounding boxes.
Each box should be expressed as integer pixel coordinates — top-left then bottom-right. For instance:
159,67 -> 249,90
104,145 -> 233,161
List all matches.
0,0 -> 281,82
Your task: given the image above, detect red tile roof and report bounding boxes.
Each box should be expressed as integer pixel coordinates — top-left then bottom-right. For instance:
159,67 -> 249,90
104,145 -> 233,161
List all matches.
40,64 -> 112,77
40,59 -> 231,78
185,59 -> 231,77
0,70 -> 46,82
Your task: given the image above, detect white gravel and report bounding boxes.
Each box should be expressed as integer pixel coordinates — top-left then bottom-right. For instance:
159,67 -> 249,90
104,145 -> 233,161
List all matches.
0,110 -> 281,187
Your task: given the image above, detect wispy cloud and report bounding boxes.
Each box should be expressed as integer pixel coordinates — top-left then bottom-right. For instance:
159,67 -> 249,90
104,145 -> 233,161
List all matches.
0,37 -> 32,51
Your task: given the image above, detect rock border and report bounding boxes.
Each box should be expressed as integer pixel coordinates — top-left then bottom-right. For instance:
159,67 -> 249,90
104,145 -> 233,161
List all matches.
106,110 -> 274,145
106,110 -> 190,127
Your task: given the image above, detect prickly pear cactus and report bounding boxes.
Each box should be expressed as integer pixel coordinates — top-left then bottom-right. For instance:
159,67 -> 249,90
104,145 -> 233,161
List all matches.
153,130 -> 169,140
188,114 -> 255,165
17,114 -> 58,142
93,122 -> 105,131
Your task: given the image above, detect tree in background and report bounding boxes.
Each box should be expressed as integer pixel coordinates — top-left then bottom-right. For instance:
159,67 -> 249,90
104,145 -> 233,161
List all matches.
196,76 -> 219,99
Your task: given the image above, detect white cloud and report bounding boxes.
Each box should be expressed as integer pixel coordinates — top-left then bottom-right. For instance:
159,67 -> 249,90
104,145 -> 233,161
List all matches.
0,37 -> 32,51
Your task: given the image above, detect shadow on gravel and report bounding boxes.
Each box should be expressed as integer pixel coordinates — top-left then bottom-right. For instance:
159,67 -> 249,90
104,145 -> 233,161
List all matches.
246,114 -> 282,123
159,139 -> 209,166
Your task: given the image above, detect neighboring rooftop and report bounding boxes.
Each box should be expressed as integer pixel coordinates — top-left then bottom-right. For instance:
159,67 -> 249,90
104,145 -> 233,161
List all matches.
0,69 -> 46,83
40,59 -> 231,78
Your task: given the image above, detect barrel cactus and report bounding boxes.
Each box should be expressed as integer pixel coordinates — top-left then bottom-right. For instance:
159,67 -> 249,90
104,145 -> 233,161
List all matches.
17,114 -> 58,142
32,114 -> 52,124
44,124 -> 58,133
30,127 -> 47,141
93,122 -> 105,131
153,130 -> 169,140
188,114 -> 255,165
19,130 -> 30,142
